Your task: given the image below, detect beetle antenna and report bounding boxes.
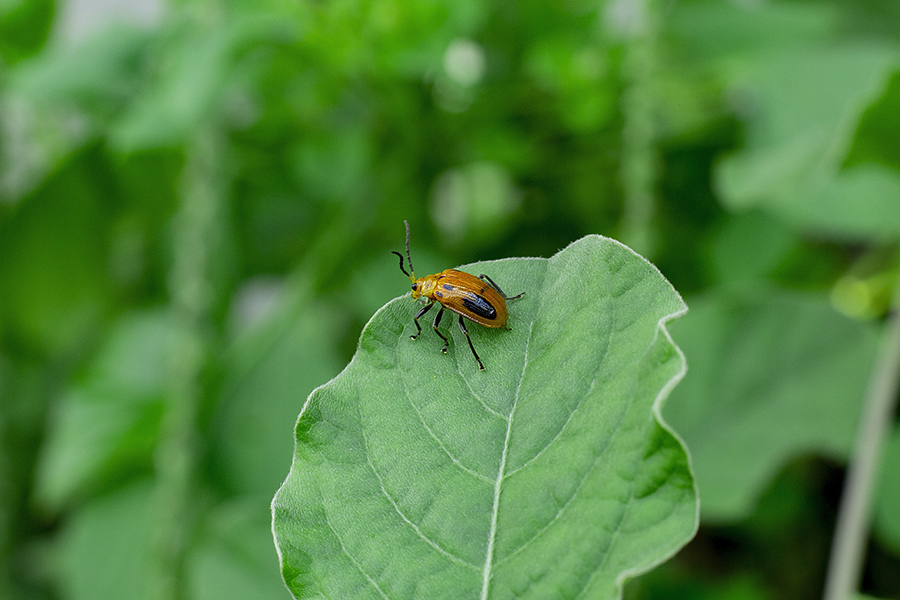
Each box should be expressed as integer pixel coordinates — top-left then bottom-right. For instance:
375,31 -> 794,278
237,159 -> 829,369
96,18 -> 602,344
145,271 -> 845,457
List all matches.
403,220 -> 415,279
391,251 -> 411,279
390,221 -> 416,283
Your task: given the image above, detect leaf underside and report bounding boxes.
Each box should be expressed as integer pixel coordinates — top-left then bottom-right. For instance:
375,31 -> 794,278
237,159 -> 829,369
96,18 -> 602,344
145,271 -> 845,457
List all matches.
272,235 -> 696,600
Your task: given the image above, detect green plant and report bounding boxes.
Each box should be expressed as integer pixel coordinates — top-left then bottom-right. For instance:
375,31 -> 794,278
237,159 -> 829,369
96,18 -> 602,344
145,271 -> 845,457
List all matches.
273,236 -> 696,599
2,0 -> 900,599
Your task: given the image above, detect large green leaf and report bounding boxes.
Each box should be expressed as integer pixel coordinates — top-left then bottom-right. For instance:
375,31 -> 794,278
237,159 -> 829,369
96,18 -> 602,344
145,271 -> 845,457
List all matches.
272,236 -> 696,599
663,290 -> 880,522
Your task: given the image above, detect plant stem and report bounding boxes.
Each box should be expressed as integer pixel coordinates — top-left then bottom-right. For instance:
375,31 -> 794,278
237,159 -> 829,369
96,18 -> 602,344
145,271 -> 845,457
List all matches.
823,274 -> 900,600
152,129 -> 224,600
618,0 -> 659,258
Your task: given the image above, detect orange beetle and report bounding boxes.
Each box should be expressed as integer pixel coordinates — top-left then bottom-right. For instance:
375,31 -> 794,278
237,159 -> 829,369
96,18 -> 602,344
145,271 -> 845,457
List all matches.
392,220 -> 524,370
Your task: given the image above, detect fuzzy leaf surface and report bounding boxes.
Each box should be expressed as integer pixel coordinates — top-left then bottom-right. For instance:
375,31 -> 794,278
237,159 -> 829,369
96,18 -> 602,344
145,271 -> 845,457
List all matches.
272,236 -> 696,600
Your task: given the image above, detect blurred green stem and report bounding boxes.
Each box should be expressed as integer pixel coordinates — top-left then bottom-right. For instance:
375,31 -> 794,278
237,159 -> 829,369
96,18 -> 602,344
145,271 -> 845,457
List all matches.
152,128 -> 225,600
619,0 -> 659,258
823,273 -> 900,600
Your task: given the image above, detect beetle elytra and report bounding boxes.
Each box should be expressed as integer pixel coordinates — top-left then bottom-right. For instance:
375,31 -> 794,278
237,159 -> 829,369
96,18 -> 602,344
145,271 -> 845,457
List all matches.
391,220 -> 524,371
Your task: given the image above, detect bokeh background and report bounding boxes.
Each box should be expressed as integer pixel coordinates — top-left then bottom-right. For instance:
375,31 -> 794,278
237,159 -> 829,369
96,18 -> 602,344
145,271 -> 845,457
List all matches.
2,0 -> 900,599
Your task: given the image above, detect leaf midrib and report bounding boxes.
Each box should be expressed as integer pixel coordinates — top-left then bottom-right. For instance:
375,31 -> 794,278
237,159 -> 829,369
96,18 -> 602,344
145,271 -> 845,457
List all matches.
480,314 -> 535,599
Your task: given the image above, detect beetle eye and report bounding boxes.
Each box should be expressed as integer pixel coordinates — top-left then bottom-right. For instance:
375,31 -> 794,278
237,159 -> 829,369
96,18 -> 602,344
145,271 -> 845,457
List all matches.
411,283 -> 417,291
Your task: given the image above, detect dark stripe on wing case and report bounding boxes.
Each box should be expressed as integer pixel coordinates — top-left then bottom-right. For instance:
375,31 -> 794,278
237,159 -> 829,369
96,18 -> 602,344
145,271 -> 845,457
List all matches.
462,294 -> 497,320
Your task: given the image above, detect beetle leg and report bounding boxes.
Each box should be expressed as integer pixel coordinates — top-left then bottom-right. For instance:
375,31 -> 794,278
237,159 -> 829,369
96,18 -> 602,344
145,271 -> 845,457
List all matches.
478,274 -> 525,301
458,315 -> 485,371
432,306 -> 450,354
411,302 -> 434,340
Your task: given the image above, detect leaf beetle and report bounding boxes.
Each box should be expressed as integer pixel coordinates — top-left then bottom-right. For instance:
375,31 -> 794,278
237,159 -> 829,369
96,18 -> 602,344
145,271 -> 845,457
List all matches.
392,220 -> 524,371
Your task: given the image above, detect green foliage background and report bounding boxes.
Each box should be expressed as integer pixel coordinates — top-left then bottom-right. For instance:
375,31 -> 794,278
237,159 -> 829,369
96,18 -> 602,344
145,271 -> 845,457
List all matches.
1,0 -> 899,599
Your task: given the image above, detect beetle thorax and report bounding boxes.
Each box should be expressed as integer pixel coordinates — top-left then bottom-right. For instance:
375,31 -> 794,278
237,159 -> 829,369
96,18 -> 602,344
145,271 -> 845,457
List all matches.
412,275 -> 440,300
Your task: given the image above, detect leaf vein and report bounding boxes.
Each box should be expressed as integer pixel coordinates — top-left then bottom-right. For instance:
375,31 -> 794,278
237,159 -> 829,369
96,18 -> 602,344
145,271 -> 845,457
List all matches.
574,473 -> 635,600
324,514 -> 392,599
492,405 -> 625,569
495,290 -> 625,570
459,370 -> 506,418
504,322 -> 612,478
481,315 -> 534,599
362,447 -> 480,570
403,389 -> 494,484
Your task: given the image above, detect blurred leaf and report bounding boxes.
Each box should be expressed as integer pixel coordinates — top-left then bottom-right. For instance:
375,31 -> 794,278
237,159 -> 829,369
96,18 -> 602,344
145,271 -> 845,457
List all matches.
35,310 -> 179,511
848,71 -> 900,169
0,0 -> 53,63
273,236 -> 696,599
874,425 -> 900,556
111,15 -> 290,151
187,499 -> 294,600
58,480 -> 155,600
662,0 -> 841,138
10,25 -> 151,110
212,295 -> 344,497
664,290 -> 880,522
719,159 -> 900,241
292,129 -> 372,204
731,40 -> 893,149
776,164 -> 900,240
669,1 -> 839,61
0,161 -> 111,353
714,41 -> 900,238
57,482 -> 293,600
708,211 -> 797,285
625,565 -> 771,600
671,1 -> 900,239
2,26 -> 152,194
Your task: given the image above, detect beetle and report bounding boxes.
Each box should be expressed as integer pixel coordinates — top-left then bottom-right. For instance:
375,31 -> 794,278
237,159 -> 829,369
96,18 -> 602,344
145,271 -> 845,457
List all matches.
391,220 -> 524,371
